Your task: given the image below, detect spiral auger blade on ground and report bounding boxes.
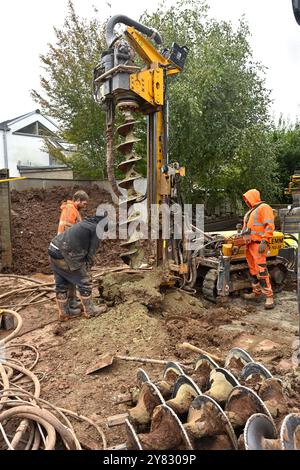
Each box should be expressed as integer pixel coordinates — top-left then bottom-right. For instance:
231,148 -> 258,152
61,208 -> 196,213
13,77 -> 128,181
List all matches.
116,102 -> 144,268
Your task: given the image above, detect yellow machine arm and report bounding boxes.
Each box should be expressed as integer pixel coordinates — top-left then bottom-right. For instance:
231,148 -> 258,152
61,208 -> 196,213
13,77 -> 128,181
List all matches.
94,15 -> 188,270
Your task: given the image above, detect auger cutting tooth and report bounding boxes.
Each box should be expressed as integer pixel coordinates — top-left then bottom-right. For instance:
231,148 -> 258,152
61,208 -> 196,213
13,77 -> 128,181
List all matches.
120,247 -> 145,269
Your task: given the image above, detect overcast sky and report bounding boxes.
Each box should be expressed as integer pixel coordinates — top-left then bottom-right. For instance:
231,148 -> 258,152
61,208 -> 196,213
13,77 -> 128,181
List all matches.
0,0 -> 300,123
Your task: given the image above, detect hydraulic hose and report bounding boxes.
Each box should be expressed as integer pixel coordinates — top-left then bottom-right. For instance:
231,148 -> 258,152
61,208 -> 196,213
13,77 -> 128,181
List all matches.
106,15 -> 162,48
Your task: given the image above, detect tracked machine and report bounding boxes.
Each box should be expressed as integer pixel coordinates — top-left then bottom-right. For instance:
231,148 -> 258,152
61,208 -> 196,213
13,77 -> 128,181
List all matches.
94,15 -> 296,303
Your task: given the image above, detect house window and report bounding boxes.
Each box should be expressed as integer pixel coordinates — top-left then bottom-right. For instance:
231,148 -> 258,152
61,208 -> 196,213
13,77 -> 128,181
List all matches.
37,123 -> 54,136
15,122 -> 55,137
16,122 -> 38,135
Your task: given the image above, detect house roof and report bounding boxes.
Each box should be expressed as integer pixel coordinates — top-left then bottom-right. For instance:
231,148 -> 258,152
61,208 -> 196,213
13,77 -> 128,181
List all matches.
0,109 -> 60,130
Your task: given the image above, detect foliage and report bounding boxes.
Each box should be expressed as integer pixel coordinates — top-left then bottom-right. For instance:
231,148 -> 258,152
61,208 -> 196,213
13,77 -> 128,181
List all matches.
272,117 -> 300,202
142,0 -> 279,207
32,0 -> 107,178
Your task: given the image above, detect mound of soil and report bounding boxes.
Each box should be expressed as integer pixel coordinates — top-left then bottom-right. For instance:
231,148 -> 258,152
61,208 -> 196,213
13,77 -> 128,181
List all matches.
7,186 -> 153,275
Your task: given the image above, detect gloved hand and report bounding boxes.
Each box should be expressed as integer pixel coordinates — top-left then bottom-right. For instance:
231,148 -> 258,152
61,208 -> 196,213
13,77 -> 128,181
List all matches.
258,239 -> 268,254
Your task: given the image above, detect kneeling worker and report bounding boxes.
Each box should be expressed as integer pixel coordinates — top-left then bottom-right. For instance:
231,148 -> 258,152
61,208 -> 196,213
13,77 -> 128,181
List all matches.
48,215 -> 107,321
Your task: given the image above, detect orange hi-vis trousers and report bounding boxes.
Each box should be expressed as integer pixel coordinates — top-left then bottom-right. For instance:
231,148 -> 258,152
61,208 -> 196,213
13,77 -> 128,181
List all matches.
246,242 -> 273,298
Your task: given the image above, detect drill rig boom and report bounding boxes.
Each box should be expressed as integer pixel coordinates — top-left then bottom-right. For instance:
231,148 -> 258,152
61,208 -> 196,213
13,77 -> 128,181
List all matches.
94,15 -> 188,270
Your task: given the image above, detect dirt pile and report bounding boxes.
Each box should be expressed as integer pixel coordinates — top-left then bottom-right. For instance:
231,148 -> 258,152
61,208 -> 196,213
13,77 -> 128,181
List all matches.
98,270 -> 249,360
7,186 -> 153,274
99,268 -> 171,309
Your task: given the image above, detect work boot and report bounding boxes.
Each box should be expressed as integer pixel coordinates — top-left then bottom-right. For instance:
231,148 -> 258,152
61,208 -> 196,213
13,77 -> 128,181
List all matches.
55,293 -> 70,322
80,295 -> 108,319
68,285 -> 82,310
264,297 -> 274,310
67,294 -> 82,317
67,304 -> 82,318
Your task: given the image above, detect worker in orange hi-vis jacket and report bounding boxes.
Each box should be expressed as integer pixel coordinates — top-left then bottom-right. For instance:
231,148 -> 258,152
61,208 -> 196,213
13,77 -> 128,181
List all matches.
56,190 -> 89,315
57,190 -> 89,234
242,188 -> 275,310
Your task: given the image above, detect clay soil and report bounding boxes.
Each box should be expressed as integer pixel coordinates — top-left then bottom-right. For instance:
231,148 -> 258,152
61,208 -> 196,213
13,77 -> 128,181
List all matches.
7,186 -> 153,275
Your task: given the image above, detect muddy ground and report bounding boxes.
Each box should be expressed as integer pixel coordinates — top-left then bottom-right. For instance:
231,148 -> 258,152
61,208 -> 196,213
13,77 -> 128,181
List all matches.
1,187 -> 299,449
1,269 -> 299,449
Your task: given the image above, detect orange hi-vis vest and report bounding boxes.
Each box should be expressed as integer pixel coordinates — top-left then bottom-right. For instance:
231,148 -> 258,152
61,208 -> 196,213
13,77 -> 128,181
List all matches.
57,200 -> 82,234
242,189 -> 275,243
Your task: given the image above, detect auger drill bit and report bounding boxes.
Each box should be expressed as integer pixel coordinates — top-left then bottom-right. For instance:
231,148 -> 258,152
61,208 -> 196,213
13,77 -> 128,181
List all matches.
244,413 -> 300,450
117,102 -> 144,268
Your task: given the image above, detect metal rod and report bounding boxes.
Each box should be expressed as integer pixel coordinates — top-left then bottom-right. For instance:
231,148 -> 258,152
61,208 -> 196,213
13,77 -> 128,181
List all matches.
94,64 -> 139,83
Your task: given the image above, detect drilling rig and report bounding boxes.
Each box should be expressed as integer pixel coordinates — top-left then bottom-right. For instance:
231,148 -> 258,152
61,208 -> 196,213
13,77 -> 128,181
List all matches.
93,15 -> 188,274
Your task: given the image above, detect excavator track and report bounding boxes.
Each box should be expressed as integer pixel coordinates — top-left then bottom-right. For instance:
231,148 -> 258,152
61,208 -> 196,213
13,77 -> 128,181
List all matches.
202,269 -> 218,302
116,101 -> 144,268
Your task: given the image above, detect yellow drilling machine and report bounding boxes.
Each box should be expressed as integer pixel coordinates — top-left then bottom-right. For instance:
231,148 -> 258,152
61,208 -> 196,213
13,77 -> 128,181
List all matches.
93,15 -> 297,303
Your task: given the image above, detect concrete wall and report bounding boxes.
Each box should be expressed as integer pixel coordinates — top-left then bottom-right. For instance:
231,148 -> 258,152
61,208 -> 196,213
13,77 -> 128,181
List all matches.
19,169 -> 74,179
0,169 -> 12,269
9,178 -> 116,193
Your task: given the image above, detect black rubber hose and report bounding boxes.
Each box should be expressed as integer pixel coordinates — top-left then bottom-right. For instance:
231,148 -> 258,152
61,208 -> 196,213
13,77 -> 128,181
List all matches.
106,15 -> 162,48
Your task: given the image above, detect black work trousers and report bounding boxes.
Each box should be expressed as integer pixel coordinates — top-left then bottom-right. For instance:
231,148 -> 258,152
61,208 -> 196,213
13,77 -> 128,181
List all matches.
50,257 -> 92,297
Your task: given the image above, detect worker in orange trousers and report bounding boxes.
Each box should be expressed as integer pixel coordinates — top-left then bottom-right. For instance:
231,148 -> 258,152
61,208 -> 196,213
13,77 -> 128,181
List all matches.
242,189 -> 275,310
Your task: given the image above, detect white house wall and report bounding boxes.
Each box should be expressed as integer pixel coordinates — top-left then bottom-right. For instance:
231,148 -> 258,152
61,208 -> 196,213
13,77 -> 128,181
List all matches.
0,131 -> 5,168
1,113 -> 60,177
5,133 -> 50,176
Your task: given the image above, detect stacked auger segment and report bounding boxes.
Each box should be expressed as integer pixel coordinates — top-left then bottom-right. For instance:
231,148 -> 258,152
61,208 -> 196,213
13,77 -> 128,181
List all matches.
117,103 -> 144,268
122,349 -> 300,450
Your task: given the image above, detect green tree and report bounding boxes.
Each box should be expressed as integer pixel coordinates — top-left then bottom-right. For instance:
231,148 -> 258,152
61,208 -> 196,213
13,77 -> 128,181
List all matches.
142,0 -> 279,207
32,0 -> 107,178
272,117 -> 300,201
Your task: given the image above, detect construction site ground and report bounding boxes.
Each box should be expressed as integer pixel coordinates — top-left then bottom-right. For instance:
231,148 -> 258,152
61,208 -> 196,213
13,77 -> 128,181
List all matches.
1,270 -> 299,448
1,187 -> 299,449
